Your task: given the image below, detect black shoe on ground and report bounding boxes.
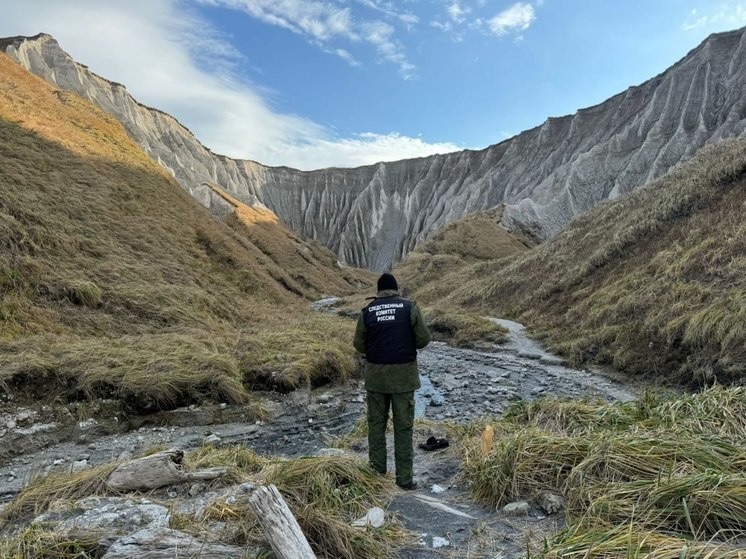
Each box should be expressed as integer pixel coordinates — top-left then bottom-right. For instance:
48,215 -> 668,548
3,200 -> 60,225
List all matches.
397,480 -> 418,490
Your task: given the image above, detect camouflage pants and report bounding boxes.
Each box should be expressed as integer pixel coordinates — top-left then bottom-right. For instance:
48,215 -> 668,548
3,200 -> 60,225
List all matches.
367,390 -> 415,486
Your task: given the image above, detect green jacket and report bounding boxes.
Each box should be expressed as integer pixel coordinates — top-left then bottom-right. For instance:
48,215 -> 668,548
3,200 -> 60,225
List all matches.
353,290 -> 430,393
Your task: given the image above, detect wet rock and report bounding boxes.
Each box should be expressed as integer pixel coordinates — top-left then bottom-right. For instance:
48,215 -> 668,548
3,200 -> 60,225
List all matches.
103,528 -> 245,559
501,501 -> 531,516
537,492 -> 565,515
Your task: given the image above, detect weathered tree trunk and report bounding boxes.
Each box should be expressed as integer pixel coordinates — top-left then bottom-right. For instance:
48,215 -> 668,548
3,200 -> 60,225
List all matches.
106,448 -> 227,492
247,484 -> 316,559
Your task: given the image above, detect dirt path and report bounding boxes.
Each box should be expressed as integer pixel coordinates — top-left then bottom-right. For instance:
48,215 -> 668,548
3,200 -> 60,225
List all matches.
0,315 -> 637,557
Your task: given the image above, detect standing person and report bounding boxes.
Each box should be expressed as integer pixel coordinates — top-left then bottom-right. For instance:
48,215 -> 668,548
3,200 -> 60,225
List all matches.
353,272 -> 430,490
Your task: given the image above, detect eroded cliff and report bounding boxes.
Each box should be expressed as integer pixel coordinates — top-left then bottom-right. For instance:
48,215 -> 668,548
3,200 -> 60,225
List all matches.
4,29 -> 746,270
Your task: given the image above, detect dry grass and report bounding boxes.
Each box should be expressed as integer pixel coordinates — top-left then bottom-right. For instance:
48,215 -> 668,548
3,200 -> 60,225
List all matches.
441,138 -> 746,385
0,53 -> 366,411
210,182 -> 374,299
542,521 -> 746,559
462,387 -> 746,558
0,462 -> 121,526
425,307 -> 508,348
395,205 -> 531,306
1,447 -> 409,559
0,526 -> 102,559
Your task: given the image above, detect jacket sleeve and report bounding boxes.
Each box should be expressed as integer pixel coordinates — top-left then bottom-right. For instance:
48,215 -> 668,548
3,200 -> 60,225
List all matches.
410,302 -> 431,349
353,313 -> 367,354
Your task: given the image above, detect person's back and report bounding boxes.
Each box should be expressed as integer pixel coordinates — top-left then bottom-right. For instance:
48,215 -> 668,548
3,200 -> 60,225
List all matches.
353,273 -> 430,489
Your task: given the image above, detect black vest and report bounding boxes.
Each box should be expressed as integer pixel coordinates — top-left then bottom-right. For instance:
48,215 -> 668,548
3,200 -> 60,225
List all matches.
362,296 -> 417,364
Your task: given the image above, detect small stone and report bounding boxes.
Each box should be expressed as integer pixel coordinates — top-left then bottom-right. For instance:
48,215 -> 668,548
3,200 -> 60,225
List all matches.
203,434 -> 221,446
429,394 -> 445,407
537,492 -> 565,515
53,458 -> 65,466
502,501 -> 531,516
72,460 -> 88,473
430,484 -> 446,494
188,483 -> 205,497
219,403 -> 227,409
432,536 -> 450,549
77,453 -> 91,461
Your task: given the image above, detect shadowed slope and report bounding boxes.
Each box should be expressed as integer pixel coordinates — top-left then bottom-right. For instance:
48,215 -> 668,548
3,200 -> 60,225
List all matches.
0,53 -> 362,411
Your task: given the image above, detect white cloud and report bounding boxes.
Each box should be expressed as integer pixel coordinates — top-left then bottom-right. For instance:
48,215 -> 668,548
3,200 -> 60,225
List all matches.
353,0 -> 420,27
447,2 -> 470,24
362,20 -> 416,78
0,0 -> 456,170
682,3 -> 746,31
488,2 -> 536,36
266,132 -> 462,170
196,0 -> 415,76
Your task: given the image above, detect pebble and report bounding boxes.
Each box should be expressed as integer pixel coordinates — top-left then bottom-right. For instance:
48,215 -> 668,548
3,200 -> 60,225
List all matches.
203,434 -> 221,446
432,536 -> 450,549
430,484 -> 446,494
429,394 -> 445,407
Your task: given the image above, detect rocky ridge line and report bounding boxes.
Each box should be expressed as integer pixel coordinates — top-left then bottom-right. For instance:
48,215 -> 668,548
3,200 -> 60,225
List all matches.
4,30 -> 746,270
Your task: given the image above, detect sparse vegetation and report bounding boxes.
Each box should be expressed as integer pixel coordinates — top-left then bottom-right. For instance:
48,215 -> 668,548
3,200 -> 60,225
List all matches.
462,386 -> 746,558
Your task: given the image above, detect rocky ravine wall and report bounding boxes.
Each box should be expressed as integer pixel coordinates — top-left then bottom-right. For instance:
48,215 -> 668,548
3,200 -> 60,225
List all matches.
4,30 -> 746,271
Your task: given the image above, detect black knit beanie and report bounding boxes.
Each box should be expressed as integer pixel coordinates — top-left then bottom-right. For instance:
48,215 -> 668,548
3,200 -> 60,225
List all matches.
377,273 -> 398,292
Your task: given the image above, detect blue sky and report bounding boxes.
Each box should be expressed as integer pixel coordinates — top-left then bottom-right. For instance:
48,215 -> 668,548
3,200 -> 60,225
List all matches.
3,1 -> 746,169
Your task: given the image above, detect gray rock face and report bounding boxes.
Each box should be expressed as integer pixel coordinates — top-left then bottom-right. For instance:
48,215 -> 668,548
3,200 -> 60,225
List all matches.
5,30 -> 746,270
102,528 -> 245,559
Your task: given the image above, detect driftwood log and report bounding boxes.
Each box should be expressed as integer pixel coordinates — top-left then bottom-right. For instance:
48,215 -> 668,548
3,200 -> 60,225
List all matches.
106,448 -> 228,492
248,484 -> 316,559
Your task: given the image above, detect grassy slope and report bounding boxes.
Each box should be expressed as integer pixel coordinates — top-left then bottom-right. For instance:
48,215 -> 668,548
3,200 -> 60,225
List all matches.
0,53 -> 364,411
395,205 -> 532,305
207,183 -> 373,298
448,139 -> 746,384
